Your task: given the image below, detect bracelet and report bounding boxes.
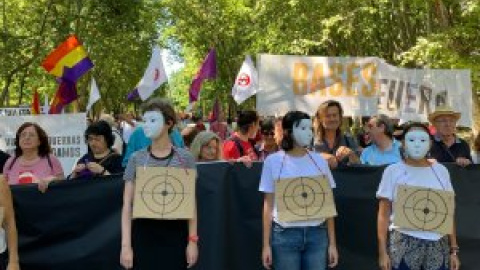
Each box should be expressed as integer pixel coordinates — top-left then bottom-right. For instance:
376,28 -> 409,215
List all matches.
188,235 -> 199,243
450,246 -> 460,255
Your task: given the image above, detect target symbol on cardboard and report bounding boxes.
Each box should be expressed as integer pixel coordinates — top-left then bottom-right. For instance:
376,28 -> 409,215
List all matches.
281,177 -> 329,218
402,189 -> 450,231
140,173 -> 188,217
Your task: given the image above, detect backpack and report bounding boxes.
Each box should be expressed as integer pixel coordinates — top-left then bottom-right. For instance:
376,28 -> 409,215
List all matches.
229,136 -> 260,159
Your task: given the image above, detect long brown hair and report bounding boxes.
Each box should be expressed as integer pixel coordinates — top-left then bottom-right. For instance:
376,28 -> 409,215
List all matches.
14,122 -> 51,157
313,100 -> 343,142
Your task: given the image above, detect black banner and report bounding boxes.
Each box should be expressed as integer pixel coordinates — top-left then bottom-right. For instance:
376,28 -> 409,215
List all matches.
11,163 -> 480,269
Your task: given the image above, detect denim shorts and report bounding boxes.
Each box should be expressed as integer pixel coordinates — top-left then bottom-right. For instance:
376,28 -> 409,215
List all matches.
271,222 -> 328,270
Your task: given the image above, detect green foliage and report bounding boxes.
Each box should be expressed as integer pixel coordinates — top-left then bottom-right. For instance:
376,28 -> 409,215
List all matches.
2,0 -> 479,123
0,0 -> 161,113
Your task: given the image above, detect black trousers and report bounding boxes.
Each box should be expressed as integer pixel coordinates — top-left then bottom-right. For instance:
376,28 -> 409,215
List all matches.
132,219 -> 188,270
0,251 -> 7,270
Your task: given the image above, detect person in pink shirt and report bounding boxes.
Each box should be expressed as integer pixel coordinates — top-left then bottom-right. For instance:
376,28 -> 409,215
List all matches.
3,122 -> 64,192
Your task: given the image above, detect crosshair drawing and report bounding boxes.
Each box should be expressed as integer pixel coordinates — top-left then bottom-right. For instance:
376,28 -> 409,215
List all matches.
402,188 -> 449,231
281,177 -> 328,218
140,171 -> 188,218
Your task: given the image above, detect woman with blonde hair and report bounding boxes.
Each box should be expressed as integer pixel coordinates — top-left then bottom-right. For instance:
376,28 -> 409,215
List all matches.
190,131 -> 222,162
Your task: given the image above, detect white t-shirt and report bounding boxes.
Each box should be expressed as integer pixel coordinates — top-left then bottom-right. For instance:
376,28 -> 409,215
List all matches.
376,162 -> 454,240
259,150 -> 336,228
121,120 -> 136,143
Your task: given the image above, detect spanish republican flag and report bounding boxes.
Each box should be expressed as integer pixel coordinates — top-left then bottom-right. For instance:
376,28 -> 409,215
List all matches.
41,35 -> 94,83
48,79 -> 78,114
31,89 -> 40,114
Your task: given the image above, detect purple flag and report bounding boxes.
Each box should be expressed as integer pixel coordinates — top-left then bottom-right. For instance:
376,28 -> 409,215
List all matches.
49,79 -> 78,114
189,48 -> 217,103
208,98 -> 221,122
126,88 -> 140,101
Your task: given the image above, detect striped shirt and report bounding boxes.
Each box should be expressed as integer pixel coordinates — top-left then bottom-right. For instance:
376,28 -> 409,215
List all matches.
124,147 -> 196,182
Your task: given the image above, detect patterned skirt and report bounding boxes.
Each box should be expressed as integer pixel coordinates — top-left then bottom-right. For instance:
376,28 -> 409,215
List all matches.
389,230 -> 449,270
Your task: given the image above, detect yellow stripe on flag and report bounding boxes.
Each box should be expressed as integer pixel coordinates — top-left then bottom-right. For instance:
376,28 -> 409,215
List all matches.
49,46 -> 89,77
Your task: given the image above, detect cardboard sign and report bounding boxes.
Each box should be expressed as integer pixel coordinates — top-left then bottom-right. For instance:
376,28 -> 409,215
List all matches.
133,167 -> 196,220
275,176 -> 336,222
394,185 -> 455,235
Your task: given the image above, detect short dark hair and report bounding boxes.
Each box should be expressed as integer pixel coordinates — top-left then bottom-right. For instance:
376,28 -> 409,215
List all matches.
236,110 -> 259,134
141,98 -> 177,133
15,122 -> 51,157
402,122 -> 432,141
260,117 -> 275,134
85,120 -> 115,148
281,111 -> 311,151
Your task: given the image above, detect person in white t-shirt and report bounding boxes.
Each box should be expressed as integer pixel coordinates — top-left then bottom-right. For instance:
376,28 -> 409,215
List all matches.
377,122 -> 460,270
259,111 -> 338,270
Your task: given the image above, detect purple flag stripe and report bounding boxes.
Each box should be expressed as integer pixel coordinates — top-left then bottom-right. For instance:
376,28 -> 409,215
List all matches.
127,88 -> 140,101
62,58 -> 94,83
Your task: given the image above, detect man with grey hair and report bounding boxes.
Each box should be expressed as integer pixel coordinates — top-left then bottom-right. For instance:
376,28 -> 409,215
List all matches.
360,114 -> 402,165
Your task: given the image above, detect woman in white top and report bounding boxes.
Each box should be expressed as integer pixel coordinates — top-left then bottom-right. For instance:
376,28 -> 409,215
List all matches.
377,122 -> 460,270
259,111 -> 338,270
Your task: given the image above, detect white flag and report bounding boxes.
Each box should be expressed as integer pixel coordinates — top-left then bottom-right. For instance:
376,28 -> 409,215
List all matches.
137,45 -> 168,101
86,77 -> 101,111
232,55 -> 258,104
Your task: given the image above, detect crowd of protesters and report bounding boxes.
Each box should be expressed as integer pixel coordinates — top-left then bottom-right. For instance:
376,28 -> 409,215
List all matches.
0,97 -> 475,270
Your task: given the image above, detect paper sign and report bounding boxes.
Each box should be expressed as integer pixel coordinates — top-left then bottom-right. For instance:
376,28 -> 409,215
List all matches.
394,185 -> 455,235
133,167 -> 196,220
275,176 -> 336,222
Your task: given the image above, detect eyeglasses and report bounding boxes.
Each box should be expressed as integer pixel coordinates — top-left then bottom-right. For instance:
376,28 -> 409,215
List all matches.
435,119 -> 456,125
20,132 -> 38,139
87,136 -> 104,142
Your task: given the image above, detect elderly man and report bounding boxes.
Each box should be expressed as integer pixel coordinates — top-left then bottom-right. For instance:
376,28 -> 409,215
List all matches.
428,105 -> 472,167
360,114 -> 402,165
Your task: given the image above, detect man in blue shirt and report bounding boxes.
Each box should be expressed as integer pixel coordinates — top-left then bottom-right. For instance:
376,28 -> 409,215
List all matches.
360,114 -> 402,165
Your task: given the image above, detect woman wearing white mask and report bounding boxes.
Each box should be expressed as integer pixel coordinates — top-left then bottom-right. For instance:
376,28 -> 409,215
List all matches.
120,98 -> 198,270
259,111 -> 338,270
377,122 -> 460,270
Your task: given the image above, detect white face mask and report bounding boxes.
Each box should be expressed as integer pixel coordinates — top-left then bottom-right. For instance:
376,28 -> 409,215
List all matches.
292,119 -> 313,147
142,111 -> 165,139
404,130 -> 430,160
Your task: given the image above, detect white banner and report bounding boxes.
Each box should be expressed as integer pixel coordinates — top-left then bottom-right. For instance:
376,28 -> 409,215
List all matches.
0,106 -> 49,116
257,55 -> 472,126
377,63 -> 472,126
0,114 -> 87,175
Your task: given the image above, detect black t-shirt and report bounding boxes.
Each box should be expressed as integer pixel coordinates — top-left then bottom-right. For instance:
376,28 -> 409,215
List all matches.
430,137 -> 472,162
76,151 -> 124,178
0,150 -> 10,173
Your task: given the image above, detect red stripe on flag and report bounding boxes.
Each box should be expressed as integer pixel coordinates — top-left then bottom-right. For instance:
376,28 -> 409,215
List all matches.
42,36 -> 82,72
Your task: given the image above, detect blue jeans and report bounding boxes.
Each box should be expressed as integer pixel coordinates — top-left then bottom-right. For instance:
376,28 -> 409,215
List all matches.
271,222 -> 328,270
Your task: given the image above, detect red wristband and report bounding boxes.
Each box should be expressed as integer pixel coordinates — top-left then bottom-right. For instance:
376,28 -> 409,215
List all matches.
188,235 -> 199,243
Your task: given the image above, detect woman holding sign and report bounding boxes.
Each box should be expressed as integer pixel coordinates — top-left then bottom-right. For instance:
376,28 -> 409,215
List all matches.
3,122 -> 64,193
120,98 -> 198,270
377,122 -> 460,270
259,111 -> 338,270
